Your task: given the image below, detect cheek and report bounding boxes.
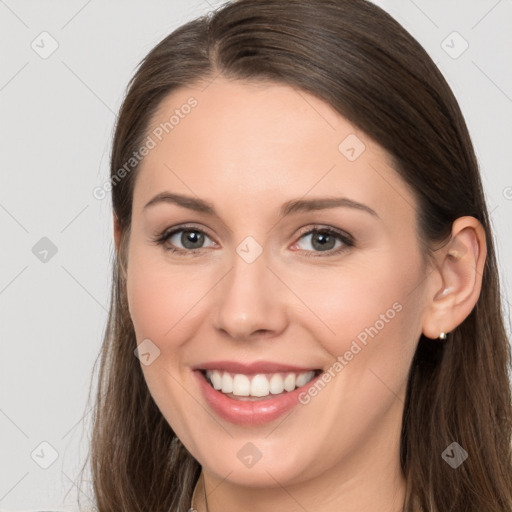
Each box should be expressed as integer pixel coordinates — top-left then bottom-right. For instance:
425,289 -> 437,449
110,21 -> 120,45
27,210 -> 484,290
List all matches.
126,244 -> 216,352
125,249 -> 194,413
126,244 -> 182,345
127,268 -> 166,343
293,250 -> 423,399
295,256 -> 417,343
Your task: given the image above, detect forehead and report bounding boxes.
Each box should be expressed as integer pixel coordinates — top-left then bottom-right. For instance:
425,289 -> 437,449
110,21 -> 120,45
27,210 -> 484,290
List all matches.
133,77 -> 415,223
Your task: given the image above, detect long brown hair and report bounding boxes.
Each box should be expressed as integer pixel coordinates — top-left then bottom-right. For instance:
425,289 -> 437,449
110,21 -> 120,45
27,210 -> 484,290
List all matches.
78,1 -> 512,510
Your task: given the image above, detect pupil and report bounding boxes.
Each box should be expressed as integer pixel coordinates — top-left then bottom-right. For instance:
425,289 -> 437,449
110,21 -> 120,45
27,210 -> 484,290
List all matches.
313,231 -> 335,251
182,230 -> 204,249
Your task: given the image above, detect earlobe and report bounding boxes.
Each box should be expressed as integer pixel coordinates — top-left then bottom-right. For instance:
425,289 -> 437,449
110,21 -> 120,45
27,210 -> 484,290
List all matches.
422,216 -> 487,340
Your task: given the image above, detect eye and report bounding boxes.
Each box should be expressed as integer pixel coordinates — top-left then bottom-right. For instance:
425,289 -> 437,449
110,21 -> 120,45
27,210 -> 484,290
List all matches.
291,226 -> 354,257
152,224 -> 216,254
152,224 -> 354,257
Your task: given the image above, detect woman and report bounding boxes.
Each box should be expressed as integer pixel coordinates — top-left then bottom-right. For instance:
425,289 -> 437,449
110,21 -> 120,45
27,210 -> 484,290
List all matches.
79,0 -> 512,510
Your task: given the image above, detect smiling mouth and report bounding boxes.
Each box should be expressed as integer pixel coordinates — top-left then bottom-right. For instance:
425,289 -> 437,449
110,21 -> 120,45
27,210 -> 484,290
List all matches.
200,368 -> 322,400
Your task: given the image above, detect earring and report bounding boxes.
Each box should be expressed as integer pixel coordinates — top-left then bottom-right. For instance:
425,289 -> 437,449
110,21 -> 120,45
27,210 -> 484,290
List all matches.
439,332 -> 447,340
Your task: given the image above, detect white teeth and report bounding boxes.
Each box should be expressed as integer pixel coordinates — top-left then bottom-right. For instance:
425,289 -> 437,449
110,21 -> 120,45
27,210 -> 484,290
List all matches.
211,370 -> 222,390
269,373 -> 284,394
221,372 -> 233,393
283,373 -> 296,392
205,370 -> 316,398
250,374 -> 269,397
233,374 -> 251,396
295,372 -> 311,387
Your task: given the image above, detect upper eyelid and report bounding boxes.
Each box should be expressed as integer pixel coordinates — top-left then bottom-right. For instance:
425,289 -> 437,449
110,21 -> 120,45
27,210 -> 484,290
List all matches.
295,224 -> 353,241
161,224 -> 216,242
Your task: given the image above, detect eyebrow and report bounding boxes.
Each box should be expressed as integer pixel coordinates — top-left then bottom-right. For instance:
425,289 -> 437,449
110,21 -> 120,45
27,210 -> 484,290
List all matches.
143,191 -> 379,218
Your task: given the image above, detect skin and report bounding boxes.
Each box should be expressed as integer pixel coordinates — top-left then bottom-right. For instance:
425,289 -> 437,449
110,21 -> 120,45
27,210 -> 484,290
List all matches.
114,77 -> 486,512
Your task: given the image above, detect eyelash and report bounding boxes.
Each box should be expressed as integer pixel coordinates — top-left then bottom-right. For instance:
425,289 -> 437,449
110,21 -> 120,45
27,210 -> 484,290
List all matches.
151,223 -> 355,258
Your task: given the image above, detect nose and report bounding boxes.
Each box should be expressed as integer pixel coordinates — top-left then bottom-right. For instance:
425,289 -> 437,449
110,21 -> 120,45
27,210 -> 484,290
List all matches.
212,248 -> 288,341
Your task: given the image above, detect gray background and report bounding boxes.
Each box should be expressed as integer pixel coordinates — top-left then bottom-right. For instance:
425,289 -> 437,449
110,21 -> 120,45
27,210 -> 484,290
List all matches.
1,0 -> 511,510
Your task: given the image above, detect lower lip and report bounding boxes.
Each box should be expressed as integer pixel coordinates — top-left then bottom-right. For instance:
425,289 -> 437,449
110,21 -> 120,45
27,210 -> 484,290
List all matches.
194,370 -> 322,426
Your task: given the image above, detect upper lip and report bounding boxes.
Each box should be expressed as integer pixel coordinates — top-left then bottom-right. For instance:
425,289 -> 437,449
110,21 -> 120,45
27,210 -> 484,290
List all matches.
193,360 -> 321,374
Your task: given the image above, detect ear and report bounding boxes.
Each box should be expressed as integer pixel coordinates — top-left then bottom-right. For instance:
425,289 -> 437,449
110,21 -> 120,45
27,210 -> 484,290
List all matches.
421,216 -> 487,340
113,214 -> 122,252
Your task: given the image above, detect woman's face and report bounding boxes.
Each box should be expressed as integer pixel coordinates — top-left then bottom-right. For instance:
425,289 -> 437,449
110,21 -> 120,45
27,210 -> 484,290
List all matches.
125,77 -> 429,489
